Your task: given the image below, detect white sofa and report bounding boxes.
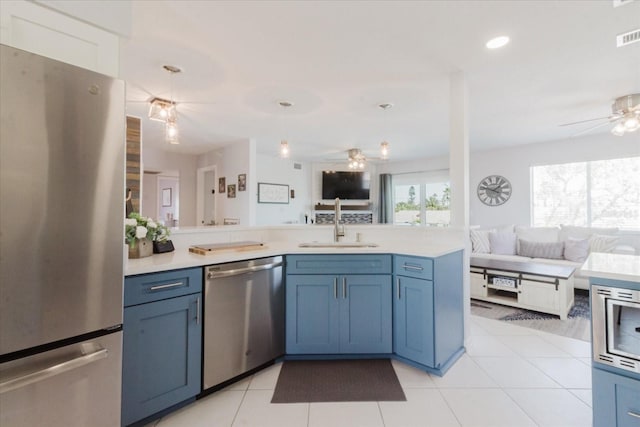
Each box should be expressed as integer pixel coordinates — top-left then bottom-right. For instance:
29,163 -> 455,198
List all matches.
469,225 -> 637,290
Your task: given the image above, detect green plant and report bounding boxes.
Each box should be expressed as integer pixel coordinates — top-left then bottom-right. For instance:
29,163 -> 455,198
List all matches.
124,212 -> 170,247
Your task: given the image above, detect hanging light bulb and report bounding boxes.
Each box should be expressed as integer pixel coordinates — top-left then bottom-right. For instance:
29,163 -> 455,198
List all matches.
166,118 -> 179,144
280,140 -> 290,158
380,141 -> 389,159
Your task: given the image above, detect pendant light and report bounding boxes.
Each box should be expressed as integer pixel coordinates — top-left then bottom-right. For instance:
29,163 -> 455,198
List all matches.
279,100 -> 293,158
148,65 -> 181,144
379,102 -> 393,160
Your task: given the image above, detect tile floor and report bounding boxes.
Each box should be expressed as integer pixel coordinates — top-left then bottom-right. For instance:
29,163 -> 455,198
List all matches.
147,315 -> 593,427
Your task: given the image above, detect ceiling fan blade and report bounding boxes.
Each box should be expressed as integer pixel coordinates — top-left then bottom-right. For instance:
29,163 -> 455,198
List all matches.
558,115 -> 615,127
570,119 -> 617,137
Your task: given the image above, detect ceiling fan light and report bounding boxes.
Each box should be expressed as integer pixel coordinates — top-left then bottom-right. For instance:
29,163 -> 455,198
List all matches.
486,36 -> 510,49
623,115 -> 639,131
611,122 -> 626,136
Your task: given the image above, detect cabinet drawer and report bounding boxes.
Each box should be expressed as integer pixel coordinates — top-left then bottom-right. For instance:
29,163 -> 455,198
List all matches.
124,268 -> 203,307
286,254 -> 391,275
394,255 -> 433,280
593,367 -> 640,427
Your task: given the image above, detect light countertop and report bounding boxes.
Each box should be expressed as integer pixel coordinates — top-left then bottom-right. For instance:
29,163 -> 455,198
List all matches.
581,252 -> 640,283
125,240 -> 465,276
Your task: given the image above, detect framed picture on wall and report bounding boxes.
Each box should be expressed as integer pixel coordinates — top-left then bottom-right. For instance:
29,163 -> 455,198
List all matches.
227,184 -> 236,198
238,174 -> 246,191
257,182 -> 289,204
218,177 -> 226,193
162,188 -> 172,207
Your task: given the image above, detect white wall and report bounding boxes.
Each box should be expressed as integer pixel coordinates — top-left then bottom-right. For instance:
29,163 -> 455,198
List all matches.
198,139 -> 254,226
143,147 -> 198,226
256,154 -> 312,225
469,132 -> 640,227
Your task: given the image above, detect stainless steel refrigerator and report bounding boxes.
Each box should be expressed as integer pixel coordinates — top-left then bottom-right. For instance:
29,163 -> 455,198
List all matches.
0,44 -> 125,427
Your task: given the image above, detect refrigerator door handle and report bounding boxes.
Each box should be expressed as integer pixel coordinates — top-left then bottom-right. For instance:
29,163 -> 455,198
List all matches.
0,347 -> 108,394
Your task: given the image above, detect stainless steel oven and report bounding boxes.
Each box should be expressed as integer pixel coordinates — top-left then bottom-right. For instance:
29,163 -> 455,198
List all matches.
592,285 -> 640,373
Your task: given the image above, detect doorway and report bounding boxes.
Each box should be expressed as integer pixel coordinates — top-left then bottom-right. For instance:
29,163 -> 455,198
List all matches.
197,165 -> 217,225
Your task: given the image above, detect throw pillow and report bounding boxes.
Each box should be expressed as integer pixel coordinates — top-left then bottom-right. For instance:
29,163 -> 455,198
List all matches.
564,238 -> 590,262
590,234 -> 620,253
489,231 -> 517,255
470,229 -> 492,253
517,239 -> 565,259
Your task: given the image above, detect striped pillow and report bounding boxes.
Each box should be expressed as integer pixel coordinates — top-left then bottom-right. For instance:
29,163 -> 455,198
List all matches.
470,229 -> 492,253
517,239 -> 564,259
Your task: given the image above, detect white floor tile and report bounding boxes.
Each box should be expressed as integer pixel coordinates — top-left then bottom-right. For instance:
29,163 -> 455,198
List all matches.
429,354 -> 498,388
578,357 -> 592,367
569,388 -> 593,407
223,376 -> 252,391
468,320 -> 491,337
505,388 -> 592,427
379,388 -> 460,427
496,335 -> 571,358
156,391 -> 244,427
474,357 -> 561,388
391,359 -> 436,388
248,362 -> 282,390
527,357 -> 592,389
308,402 -> 383,427
464,335 -> 517,357
440,388 -> 537,427
469,316 -> 535,336
232,390 -> 308,427
537,332 -> 592,357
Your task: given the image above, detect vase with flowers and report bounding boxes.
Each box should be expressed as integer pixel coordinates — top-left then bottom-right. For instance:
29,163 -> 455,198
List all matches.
125,212 -> 171,259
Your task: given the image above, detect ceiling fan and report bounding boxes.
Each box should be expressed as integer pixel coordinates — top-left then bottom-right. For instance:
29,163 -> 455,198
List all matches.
560,93 -> 640,137
323,146 -> 390,169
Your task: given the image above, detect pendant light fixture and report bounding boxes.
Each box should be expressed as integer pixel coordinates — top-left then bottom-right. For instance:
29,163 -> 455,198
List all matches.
279,100 -> 293,158
378,102 -> 393,160
148,65 -> 181,144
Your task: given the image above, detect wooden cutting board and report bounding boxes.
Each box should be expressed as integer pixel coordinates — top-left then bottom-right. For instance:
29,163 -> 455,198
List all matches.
188,241 -> 264,255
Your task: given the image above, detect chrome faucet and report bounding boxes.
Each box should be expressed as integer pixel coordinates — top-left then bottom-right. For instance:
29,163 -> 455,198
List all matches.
334,197 -> 345,242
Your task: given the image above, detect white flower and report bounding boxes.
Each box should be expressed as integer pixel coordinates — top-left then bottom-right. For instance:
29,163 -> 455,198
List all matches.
135,226 -> 148,239
124,218 -> 137,226
147,220 -> 157,229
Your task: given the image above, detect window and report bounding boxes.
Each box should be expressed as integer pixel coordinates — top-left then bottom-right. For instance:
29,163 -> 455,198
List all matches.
393,171 -> 450,226
531,157 -> 640,228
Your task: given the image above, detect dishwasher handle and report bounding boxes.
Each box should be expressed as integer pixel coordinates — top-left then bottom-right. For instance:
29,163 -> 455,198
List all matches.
207,260 -> 283,279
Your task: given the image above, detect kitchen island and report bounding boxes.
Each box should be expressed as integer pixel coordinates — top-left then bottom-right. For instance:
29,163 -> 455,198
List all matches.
580,253 -> 640,427
123,225 -> 466,426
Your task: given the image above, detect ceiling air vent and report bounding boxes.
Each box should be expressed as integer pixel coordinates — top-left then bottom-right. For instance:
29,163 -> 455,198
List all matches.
617,28 -> 640,47
613,0 -> 636,7
293,162 -> 302,170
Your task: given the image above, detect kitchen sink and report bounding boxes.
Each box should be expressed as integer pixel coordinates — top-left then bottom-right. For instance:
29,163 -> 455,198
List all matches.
298,242 -> 379,248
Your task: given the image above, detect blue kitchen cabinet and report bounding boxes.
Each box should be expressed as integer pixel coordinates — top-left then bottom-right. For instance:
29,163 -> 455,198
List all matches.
393,251 -> 464,374
122,268 -> 202,427
592,367 -> 640,427
286,255 -> 392,355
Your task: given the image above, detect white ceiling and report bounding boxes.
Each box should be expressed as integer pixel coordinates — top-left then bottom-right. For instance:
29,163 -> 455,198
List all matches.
121,0 -> 640,162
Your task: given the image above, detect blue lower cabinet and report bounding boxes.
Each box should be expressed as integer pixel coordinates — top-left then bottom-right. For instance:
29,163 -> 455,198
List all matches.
286,274 -> 392,354
393,276 -> 435,366
593,367 -> 640,427
122,289 -> 202,426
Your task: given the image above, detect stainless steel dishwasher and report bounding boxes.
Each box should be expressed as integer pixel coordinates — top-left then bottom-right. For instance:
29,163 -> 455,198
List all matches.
203,256 -> 284,390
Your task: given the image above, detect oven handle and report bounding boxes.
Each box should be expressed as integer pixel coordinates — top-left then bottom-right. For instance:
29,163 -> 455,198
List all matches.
628,411 -> 640,419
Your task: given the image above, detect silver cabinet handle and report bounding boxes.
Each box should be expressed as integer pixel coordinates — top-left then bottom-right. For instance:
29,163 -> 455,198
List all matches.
628,411 -> 640,419
150,281 -> 183,291
397,278 -> 401,299
333,277 -> 338,299
196,297 -> 201,325
403,264 -> 423,271
207,261 -> 283,279
342,277 -> 347,299
0,347 -> 108,394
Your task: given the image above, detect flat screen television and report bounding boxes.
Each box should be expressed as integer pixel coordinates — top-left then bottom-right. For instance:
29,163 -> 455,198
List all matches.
322,171 -> 370,200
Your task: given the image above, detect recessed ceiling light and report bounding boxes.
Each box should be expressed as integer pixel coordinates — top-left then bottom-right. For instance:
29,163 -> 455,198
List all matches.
486,36 -> 510,49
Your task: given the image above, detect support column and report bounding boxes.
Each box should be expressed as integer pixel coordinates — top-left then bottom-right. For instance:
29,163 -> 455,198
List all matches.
449,71 -> 471,344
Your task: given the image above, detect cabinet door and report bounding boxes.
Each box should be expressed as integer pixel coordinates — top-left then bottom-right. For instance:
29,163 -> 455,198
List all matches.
592,368 -> 640,427
394,276 -> 435,367
339,275 -> 392,354
286,275 -> 340,354
470,271 -> 487,298
122,293 -> 202,426
519,280 -> 559,312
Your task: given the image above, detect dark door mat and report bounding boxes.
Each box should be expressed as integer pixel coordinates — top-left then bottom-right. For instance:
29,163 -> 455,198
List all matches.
271,359 -> 406,403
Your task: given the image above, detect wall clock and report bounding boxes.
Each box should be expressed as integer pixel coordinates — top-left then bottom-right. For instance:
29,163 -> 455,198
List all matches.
477,175 -> 512,206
